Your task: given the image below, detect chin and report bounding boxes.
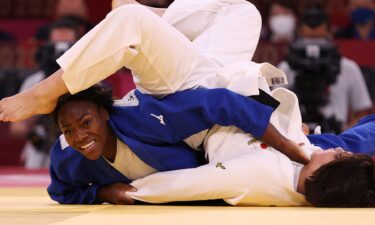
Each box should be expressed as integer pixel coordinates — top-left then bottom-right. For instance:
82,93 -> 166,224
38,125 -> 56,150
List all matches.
85,154 -> 101,161
78,149 -> 102,161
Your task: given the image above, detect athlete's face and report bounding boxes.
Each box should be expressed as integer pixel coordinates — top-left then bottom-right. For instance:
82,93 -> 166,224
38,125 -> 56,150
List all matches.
306,148 -> 352,175
57,100 -> 112,160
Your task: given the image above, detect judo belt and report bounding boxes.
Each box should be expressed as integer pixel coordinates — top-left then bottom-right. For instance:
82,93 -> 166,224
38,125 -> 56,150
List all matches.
249,89 -> 280,111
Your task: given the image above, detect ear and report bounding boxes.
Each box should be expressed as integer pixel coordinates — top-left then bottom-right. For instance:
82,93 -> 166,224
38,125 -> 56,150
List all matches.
99,107 -> 110,121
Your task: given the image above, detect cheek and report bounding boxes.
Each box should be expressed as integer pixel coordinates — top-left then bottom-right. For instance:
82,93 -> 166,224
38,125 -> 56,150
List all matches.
63,136 -> 78,151
315,155 -> 336,169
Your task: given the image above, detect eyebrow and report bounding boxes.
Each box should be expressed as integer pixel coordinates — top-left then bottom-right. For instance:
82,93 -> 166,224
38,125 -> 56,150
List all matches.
60,113 -> 90,128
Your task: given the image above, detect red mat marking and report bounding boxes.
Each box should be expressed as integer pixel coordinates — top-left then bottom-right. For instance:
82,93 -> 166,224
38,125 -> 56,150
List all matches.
0,167 -> 50,187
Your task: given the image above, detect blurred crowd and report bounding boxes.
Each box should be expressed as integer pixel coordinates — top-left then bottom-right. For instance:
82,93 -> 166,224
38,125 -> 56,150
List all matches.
0,0 -> 374,168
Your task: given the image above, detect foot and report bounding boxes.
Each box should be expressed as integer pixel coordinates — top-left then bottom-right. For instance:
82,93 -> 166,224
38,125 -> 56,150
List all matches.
0,90 -> 57,122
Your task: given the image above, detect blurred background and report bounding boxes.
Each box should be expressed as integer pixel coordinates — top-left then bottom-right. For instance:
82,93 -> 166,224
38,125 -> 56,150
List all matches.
0,0 -> 374,168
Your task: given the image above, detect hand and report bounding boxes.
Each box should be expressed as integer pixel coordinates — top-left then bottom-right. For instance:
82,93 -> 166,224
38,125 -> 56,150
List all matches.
97,182 -> 137,205
280,139 -> 310,165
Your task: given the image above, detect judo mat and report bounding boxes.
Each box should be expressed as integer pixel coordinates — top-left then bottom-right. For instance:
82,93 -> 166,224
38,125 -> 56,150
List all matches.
1,167 -> 375,225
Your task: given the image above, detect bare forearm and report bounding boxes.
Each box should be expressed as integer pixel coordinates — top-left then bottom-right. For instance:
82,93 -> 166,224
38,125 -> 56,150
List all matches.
261,123 -> 309,164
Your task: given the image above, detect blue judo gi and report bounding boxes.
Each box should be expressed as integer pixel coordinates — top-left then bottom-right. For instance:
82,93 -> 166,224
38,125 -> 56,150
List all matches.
308,114 -> 375,156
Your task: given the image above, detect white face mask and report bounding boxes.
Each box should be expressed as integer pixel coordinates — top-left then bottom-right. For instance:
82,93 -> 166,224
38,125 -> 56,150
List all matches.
269,14 -> 296,39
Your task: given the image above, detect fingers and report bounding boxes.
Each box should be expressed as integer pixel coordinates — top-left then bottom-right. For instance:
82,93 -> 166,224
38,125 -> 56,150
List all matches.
119,184 -> 137,204
124,185 -> 137,192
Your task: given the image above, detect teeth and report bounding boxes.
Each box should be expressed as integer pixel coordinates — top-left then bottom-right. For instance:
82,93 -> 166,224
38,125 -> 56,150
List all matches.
80,140 -> 95,149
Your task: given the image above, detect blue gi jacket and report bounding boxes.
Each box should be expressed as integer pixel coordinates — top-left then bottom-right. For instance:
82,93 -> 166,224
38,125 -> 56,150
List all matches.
48,88 -> 274,204
308,114 -> 375,155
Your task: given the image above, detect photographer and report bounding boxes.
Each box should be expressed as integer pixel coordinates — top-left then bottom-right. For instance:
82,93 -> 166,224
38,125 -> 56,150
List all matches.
10,19 -> 79,168
278,6 -> 372,133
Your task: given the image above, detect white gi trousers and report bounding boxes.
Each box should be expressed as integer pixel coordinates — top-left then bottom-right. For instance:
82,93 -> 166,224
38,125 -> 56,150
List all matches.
57,0 -> 262,95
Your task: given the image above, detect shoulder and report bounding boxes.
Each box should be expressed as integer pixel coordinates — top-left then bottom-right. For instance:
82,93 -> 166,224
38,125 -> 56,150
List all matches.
340,57 -> 361,72
50,135 -> 82,164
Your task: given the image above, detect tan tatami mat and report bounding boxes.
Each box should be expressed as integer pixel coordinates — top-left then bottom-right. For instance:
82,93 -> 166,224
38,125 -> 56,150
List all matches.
1,187 -> 375,225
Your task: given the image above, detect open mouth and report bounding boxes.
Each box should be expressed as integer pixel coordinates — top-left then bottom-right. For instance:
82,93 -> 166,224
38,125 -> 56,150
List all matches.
80,140 -> 95,150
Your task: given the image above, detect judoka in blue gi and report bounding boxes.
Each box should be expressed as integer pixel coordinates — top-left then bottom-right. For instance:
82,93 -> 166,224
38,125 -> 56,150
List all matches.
48,84 -> 286,204
48,84 -> 375,207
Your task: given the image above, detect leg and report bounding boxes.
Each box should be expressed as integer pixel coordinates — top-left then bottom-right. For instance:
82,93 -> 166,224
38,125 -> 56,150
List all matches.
0,4 -> 214,122
163,0 -> 262,65
0,69 -> 66,122
59,4 -> 205,95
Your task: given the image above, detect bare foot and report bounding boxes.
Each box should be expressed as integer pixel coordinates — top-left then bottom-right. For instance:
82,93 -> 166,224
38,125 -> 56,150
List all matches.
0,90 -> 57,122
0,69 -> 67,122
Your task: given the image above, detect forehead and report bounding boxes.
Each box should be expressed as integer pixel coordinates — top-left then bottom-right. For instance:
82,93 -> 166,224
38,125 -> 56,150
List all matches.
57,100 -> 99,122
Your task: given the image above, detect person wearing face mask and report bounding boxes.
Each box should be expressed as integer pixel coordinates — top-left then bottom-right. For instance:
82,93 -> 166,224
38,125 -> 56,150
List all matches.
335,0 -> 375,39
264,0 -> 298,43
278,6 -> 373,132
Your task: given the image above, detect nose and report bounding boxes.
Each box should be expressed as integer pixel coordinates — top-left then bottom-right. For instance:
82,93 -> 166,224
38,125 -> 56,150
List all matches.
74,129 -> 89,145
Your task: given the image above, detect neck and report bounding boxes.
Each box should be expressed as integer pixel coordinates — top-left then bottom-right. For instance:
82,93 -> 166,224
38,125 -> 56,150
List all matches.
102,127 -> 117,163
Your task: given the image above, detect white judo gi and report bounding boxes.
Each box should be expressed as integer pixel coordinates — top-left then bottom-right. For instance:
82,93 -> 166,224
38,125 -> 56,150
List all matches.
57,0 -> 286,97
55,0 -> 314,205
128,87 -> 318,206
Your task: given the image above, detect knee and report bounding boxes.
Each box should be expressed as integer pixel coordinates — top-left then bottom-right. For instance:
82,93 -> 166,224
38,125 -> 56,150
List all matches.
108,4 -> 154,21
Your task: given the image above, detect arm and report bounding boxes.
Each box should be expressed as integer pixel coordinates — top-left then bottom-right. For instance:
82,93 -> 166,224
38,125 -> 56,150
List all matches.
345,58 -> 373,127
48,167 -> 137,205
262,123 -> 308,164
308,114 -> 375,155
152,88 -> 308,164
48,165 -> 103,204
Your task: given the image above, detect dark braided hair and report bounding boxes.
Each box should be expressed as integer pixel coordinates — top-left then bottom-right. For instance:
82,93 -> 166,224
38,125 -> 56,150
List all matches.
53,84 -> 114,123
305,154 -> 375,207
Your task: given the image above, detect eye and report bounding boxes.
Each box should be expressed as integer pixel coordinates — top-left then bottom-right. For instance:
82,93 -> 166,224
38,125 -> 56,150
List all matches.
335,150 -> 344,159
83,120 -> 92,127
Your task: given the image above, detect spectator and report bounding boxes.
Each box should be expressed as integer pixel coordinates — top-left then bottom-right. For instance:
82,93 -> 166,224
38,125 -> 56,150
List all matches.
35,0 -> 92,41
261,0 -> 298,43
278,6 -> 373,133
335,0 -> 375,39
9,19 -> 80,169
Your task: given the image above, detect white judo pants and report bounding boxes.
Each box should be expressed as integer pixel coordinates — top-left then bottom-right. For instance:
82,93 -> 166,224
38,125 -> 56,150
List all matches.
57,0 -> 262,95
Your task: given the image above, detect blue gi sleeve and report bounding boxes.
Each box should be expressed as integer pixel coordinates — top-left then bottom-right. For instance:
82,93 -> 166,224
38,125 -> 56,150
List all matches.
308,115 -> 375,155
111,88 -> 274,145
47,165 -> 103,204
47,141 -> 104,204
146,88 -> 274,139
